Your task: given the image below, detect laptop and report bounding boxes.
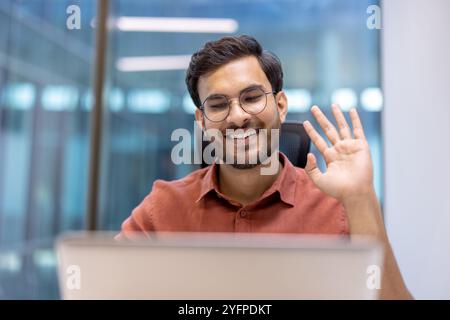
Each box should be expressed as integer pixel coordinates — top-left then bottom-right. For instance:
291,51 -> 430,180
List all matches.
56,231 -> 383,300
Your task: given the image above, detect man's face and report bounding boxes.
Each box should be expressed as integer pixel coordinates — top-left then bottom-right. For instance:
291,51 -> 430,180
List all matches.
195,56 -> 288,169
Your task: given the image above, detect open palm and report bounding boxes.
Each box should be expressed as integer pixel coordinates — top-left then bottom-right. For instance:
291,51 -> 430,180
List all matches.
303,104 -> 374,201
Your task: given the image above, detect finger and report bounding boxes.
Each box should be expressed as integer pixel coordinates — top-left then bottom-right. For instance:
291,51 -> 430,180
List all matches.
349,108 -> 366,139
304,153 -> 323,185
331,104 -> 352,140
303,120 -> 328,155
310,105 -> 340,145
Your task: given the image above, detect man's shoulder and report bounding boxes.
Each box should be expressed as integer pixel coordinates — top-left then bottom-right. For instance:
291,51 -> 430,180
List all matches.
133,166 -> 210,217
150,166 -> 210,199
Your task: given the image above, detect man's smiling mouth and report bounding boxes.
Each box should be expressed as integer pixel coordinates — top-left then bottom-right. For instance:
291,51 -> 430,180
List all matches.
225,129 -> 259,140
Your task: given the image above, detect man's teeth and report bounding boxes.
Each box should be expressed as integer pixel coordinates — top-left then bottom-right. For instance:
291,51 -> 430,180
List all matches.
226,130 -> 257,139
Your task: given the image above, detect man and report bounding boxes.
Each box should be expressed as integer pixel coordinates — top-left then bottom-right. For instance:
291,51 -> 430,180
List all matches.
118,35 -> 412,299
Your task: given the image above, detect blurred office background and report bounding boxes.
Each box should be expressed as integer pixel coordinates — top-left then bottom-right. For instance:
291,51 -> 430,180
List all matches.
0,0 -> 448,299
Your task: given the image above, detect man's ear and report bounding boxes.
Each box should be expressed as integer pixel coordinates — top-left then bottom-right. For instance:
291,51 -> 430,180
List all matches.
195,108 -> 205,130
276,91 -> 288,123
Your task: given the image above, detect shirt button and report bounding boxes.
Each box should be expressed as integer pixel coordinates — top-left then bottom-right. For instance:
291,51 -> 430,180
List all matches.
240,210 -> 247,218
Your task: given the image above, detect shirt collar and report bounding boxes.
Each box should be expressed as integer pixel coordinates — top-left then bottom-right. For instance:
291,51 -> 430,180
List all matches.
196,152 -> 297,207
196,160 -> 220,203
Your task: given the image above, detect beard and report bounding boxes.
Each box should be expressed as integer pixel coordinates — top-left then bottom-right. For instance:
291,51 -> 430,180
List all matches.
231,163 -> 259,170
215,117 -> 281,170
227,129 -> 273,170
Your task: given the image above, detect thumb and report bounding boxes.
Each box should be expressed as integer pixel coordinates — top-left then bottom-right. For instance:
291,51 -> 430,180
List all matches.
304,153 -> 323,184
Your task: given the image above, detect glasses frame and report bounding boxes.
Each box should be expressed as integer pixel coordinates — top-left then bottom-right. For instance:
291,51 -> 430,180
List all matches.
200,88 -> 277,122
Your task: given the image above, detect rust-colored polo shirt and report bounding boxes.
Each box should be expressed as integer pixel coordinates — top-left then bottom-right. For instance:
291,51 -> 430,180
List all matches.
118,152 -> 349,237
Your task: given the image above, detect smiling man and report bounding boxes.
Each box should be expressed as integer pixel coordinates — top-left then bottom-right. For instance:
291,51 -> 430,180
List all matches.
118,35 -> 412,299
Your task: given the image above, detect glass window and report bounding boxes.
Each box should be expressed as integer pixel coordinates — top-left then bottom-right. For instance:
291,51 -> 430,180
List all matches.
0,0 -> 95,299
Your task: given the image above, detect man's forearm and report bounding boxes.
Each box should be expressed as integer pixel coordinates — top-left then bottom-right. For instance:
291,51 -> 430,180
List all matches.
342,190 -> 413,300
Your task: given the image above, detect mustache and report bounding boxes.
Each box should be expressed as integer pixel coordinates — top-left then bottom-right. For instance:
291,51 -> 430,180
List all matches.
220,122 -> 264,134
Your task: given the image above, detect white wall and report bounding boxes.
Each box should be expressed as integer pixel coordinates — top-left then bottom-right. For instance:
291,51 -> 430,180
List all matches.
382,0 -> 450,299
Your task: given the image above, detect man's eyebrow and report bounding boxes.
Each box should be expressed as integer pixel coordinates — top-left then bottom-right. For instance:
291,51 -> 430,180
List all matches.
205,84 -> 266,100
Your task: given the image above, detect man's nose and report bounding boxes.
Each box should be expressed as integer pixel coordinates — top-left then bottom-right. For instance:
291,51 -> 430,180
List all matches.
225,98 -> 251,127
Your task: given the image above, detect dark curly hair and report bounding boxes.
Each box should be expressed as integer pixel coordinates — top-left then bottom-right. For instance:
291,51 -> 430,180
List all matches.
185,35 -> 284,107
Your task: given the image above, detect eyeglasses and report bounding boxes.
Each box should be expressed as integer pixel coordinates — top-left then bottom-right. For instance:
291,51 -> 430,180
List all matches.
200,87 -> 276,122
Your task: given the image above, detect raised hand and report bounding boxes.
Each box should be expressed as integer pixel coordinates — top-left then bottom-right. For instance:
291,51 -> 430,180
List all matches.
303,104 -> 374,202
303,105 -> 413,299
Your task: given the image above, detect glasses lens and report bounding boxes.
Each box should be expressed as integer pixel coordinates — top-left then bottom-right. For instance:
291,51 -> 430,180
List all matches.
204,95 -> 229,121
240,87 -> 267,114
